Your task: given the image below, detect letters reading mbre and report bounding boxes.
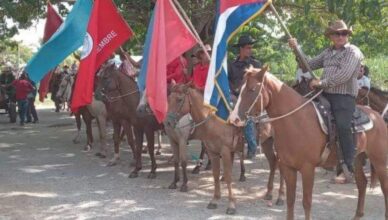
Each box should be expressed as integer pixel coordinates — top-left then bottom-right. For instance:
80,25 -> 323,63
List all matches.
97,31 -> 118,53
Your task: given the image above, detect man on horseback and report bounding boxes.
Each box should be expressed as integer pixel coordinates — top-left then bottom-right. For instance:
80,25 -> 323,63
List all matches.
228,35 -> 262,159
0,63 -> 16,102
49,69 -> 65,112
289,20 -> 364,182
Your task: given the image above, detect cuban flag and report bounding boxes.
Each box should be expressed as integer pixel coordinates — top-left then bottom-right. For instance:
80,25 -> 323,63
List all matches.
204,0 -> 271,120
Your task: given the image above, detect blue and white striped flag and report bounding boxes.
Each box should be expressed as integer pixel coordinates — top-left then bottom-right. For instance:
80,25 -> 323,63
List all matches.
204,0 -> 271,120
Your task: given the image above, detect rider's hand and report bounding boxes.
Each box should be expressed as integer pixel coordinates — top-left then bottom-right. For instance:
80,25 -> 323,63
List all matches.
309,79 -> 321,90
288,38 -> 298,50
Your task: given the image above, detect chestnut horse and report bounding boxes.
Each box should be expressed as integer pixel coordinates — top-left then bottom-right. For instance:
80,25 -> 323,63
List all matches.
357,87 -> 388,118
166,84 -> 285,214
98,64 -> 163,178
230,66 -> 388,220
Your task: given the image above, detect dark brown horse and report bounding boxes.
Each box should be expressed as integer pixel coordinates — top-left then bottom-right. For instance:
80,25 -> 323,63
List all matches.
98,64 -> 163,178
230,66 -> 388,220
357,87 -> 388,118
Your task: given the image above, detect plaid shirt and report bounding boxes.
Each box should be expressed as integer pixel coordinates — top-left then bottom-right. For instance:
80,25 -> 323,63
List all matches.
308,43 -> 364,97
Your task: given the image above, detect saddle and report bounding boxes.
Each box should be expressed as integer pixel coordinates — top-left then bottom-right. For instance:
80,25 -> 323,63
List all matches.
313,96 -> 373,137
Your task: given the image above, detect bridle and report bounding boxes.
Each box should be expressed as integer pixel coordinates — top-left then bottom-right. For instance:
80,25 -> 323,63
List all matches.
241,72 -> 323,124
167,88 -> 212,133
100,70 -> 138,103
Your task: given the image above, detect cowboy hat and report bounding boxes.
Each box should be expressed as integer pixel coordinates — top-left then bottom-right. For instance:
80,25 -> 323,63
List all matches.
324,20 -> 353,37
233,35 -> 257,47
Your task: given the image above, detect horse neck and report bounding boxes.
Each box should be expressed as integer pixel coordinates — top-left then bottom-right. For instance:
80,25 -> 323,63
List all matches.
367,90 -> 388,113
265,75 -> 306,118
188,88 -> 209,122
115,72 -> 140,106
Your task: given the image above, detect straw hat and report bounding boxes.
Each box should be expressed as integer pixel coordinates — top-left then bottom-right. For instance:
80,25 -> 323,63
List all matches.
324,20 -> 353,37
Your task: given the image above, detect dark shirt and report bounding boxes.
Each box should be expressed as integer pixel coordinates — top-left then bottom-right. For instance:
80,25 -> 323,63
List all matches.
228,56 -> 261,96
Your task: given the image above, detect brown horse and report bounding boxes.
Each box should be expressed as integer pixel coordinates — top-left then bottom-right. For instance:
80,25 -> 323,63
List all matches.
98,64 -> 163,178
166,84 -> 285,213
230,66 -> 388,220
357,87 -> 388,118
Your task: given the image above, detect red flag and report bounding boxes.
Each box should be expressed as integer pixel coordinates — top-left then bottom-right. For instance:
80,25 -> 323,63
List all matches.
39,2 -> 63,102
145,0 -> 198,122
71,0 -> 133,112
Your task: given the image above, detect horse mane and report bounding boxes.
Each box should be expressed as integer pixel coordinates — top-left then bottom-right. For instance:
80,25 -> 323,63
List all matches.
370,86 -> 388,98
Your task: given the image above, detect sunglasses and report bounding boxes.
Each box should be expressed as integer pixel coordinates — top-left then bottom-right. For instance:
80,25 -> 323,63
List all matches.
331,31 -> 349,37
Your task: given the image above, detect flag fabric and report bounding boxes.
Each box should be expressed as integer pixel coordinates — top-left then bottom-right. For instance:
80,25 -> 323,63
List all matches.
70,0 -> 133,112
138,0 -> 198,123
25,0 -> 93,82
38,2 -> 63,102
204,0 -> 271,120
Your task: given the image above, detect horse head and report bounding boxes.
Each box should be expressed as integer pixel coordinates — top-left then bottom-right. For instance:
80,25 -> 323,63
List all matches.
165,82 -> 193,128
229,65 -> 270,126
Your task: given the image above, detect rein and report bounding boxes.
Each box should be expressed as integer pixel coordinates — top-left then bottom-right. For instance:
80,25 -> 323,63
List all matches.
244,73 -> 323,124
101,71 -> 139,103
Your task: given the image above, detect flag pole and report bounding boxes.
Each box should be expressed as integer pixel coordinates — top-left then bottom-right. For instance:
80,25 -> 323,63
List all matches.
172,0 -> 211,60
269,3 -> 317,79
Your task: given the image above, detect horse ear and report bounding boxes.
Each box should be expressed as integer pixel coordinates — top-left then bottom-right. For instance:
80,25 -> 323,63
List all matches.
255,64 -> 269,81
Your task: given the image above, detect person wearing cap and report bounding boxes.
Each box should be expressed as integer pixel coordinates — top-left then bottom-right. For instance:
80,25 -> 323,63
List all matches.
228,35 -> 262,159
191,44 -> 211,90
289,20 -> 364,183
10,73 -> 34,126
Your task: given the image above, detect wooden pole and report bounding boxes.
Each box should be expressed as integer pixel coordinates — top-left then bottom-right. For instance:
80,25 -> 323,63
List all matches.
172,0 -> 211,60
269,3 -> 317,79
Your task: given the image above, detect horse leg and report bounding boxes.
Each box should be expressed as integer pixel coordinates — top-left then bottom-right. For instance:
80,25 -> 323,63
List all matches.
192,142 -> 206,174
179,138 -> 188,192
95,116 -> 108,158
125,124 -> 136,167
301,164 -> 315,220
168,139 -> 180,190
280,163 -> 297,220
107,121 -> 121,166
239,143 -> 246,182
207,151 -> 221,210
146,129 -> 157,179
129,127 -> 143,178
156,130 -> 162,155
262,138 -> 275,201
82,112 -> 93,152
73,112 -> 81,144
352,153 -> 367,220
221,149 -> 236,215
205,145 -> 212,170
367,152 -> 388,220
276,165 -> 286,206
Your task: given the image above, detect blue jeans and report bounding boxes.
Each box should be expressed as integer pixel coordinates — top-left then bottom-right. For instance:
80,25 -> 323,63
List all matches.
244,119 -> 257,154
17,99 -> 28,124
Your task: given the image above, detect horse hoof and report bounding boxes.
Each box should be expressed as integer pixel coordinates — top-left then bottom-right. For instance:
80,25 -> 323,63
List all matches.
95,152 -> 102,157
147,173 -> 156,179
192,166 -> 200,174
82,145 -> 92,152
107,161 -> 117,167
73,139 -> 80,144
168,183 -> 177,189
207,203 -> 217,209
239,175 -> 246,182
264,194 -> 273,201
156,151 -> 161,156
226,207 -> 236,215
98,154 -> 106,159
180,185 -> 188,192
128,172 -> 138,178
275,198 -> 284,206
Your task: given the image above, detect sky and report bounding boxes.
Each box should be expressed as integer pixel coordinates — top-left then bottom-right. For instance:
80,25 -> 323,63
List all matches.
12,19 -> 45,51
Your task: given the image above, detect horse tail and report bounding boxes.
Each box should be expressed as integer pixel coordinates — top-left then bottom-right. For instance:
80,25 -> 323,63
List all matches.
370,163 -> 378,189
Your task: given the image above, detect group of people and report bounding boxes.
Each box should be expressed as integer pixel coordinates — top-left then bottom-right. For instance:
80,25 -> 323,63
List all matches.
49,64 -> 77,112
0,64 -> 39,125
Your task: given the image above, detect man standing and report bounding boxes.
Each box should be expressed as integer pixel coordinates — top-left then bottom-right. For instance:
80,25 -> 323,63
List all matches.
228,35 -> 262,159
11,73 -> 34,126
289,20 -> 364,182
